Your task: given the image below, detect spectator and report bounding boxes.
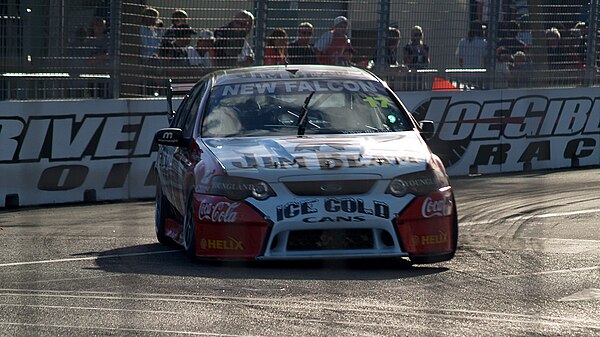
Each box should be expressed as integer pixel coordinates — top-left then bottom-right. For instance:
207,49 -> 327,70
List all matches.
545,26 -> 582,85
545,27 -> 568,70
314,16 -> 353,65
84,17 -> 110,70
265,28 -> 289,65
159,9 -> 193,65
494,46 -> 512,88
160,24 -> 197,67
456,20 -> 488,68
341,45 -> 356,66
565,22 -> 586,69
288,22 -> 318,64
214,10 -> 255,67
403,25 -> 429,69
139,7 -> 164,60
162,9 -> 190,42
515,14 -> 532,46
496,20 -> 527,56
368,27 -> 405,70
139,7 -> 164,96
194,29 -> 215,67
81,17 -> 111,97
510,50 -> 533,87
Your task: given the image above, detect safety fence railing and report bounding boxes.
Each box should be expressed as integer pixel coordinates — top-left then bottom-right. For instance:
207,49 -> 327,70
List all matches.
0,73 -> 112,100
0,0 -> 598,100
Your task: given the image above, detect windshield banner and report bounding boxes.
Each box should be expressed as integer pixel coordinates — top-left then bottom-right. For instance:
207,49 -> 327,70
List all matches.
217,80 -> 380,97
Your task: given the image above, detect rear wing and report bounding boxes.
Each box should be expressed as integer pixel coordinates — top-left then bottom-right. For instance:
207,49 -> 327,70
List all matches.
166,79 -> 196,120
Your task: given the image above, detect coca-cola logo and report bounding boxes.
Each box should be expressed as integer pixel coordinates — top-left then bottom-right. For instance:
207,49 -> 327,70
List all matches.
421,196 -> 452,218
199,201 -> 240,223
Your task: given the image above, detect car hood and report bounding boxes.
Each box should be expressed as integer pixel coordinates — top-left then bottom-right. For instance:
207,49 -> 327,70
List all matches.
202,132 -> 431,181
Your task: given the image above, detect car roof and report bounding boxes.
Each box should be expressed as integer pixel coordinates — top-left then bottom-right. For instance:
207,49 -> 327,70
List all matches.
210,65 -> 381,87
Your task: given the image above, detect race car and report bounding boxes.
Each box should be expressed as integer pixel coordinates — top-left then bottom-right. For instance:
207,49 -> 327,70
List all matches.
154,65 -> 457,264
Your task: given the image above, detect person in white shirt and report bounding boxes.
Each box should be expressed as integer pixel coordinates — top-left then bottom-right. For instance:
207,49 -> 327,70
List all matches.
456,20 -> 488,68
194,29 -> 215,67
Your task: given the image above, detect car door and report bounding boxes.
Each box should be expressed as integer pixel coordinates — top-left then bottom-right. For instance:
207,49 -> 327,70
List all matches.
170,82 -> 207,214
160,85 -> 201,209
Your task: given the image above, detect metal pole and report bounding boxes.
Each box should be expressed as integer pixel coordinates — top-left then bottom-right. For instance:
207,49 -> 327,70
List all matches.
585,0 -> 598,86
486,0 -> 500,89
110,0 -> 121,98
374,0 -> 390,73
254,0 -> 268,66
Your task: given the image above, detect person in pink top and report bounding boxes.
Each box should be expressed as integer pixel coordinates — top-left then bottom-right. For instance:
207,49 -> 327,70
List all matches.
313,16 -> 353,65
265,28 -> 289,65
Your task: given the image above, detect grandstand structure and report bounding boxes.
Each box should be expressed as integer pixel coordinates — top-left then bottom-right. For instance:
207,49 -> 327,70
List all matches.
0,0 -> 598,100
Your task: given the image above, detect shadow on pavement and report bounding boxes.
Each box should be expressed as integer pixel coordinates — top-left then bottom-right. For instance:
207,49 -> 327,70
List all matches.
89,243 -> 449,281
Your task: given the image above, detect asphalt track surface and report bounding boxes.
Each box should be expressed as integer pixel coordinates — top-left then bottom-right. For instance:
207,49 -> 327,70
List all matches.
0,167 -> 599,336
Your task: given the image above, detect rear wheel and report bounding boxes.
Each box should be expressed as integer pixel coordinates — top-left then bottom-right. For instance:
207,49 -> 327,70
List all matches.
155,182 -> 173,245
182,194 -> 197,259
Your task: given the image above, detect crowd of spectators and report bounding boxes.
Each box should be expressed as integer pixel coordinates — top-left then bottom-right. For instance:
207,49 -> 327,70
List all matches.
456,3 -> 591,88
132,6 -> 593,91
137,9 -> 357,71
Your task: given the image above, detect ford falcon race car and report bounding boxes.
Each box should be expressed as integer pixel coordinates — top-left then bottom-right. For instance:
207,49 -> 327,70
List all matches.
154,65 -> 457,264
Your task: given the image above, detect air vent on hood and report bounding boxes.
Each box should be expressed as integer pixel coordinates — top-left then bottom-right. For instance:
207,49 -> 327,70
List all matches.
284,180 -> 375,196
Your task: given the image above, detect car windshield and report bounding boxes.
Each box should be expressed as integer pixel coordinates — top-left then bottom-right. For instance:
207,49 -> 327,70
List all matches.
201,79 -> 412,137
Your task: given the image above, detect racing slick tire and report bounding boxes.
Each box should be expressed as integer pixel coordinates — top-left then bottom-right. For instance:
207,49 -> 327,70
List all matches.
182,194 -> 197,259
409,202 -> 459,265
155,182 -> 174,245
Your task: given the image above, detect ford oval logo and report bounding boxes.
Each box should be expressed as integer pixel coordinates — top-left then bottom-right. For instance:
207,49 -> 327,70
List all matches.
320,183 -> 342,192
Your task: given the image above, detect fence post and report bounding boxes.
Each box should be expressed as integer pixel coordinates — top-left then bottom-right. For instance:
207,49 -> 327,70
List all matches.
110,0 -> 121,98
486,0 -> 500,89
374,0 -> 390,73
586,0 -> 598,86
254,0 -> 268,66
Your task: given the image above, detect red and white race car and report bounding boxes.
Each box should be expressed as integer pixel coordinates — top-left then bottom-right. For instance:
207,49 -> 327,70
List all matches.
154,65 -> 457,264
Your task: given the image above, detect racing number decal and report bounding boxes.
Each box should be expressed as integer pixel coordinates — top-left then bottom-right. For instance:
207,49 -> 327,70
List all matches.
363,96 -> 391,108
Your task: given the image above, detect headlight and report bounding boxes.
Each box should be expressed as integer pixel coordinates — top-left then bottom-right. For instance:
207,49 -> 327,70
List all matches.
209,176 -> 276,200
386,165 -> 449,197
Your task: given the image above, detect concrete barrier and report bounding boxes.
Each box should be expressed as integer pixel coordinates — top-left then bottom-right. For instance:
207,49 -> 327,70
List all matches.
1,87 -> 599,207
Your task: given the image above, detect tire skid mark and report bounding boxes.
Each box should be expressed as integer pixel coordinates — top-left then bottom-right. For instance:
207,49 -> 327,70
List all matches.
0,289 -> 598,329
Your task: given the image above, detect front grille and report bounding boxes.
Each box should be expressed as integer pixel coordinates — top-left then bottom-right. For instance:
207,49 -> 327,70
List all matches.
287,229 -> 374,251
284,180 -> 375,196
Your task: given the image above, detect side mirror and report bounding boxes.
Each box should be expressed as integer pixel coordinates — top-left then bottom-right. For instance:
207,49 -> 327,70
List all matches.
419,120 -> 435,140
166,79 -> 175,121
155,128 -> 185,147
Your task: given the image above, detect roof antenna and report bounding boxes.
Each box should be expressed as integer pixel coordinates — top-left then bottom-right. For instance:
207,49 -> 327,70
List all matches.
285,60 -> 299,75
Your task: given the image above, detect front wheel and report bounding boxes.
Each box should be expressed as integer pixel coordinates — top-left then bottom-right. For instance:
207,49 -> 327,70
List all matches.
155,182 -> 173,245
182,194 -> 197,259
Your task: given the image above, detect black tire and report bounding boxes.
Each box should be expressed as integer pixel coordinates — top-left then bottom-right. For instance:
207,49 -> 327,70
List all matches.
410,201 -> 458,265
182,194 -> 197,259
155,182 -> 173,245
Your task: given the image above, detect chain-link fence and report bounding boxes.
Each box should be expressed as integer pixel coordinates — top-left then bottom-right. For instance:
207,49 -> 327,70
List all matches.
1,0 -> 598,100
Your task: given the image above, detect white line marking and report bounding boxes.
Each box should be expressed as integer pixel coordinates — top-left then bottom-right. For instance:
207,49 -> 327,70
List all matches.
559,288 -> 600,302
0,322 -> 253,336
10,274 -> 127,285
0,289 -> 598,329
527,209 -> 600,219
0,303 -> 179,315
488,266 -> 599,280
0,249 -> 180,267
460,208 -> 600,227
